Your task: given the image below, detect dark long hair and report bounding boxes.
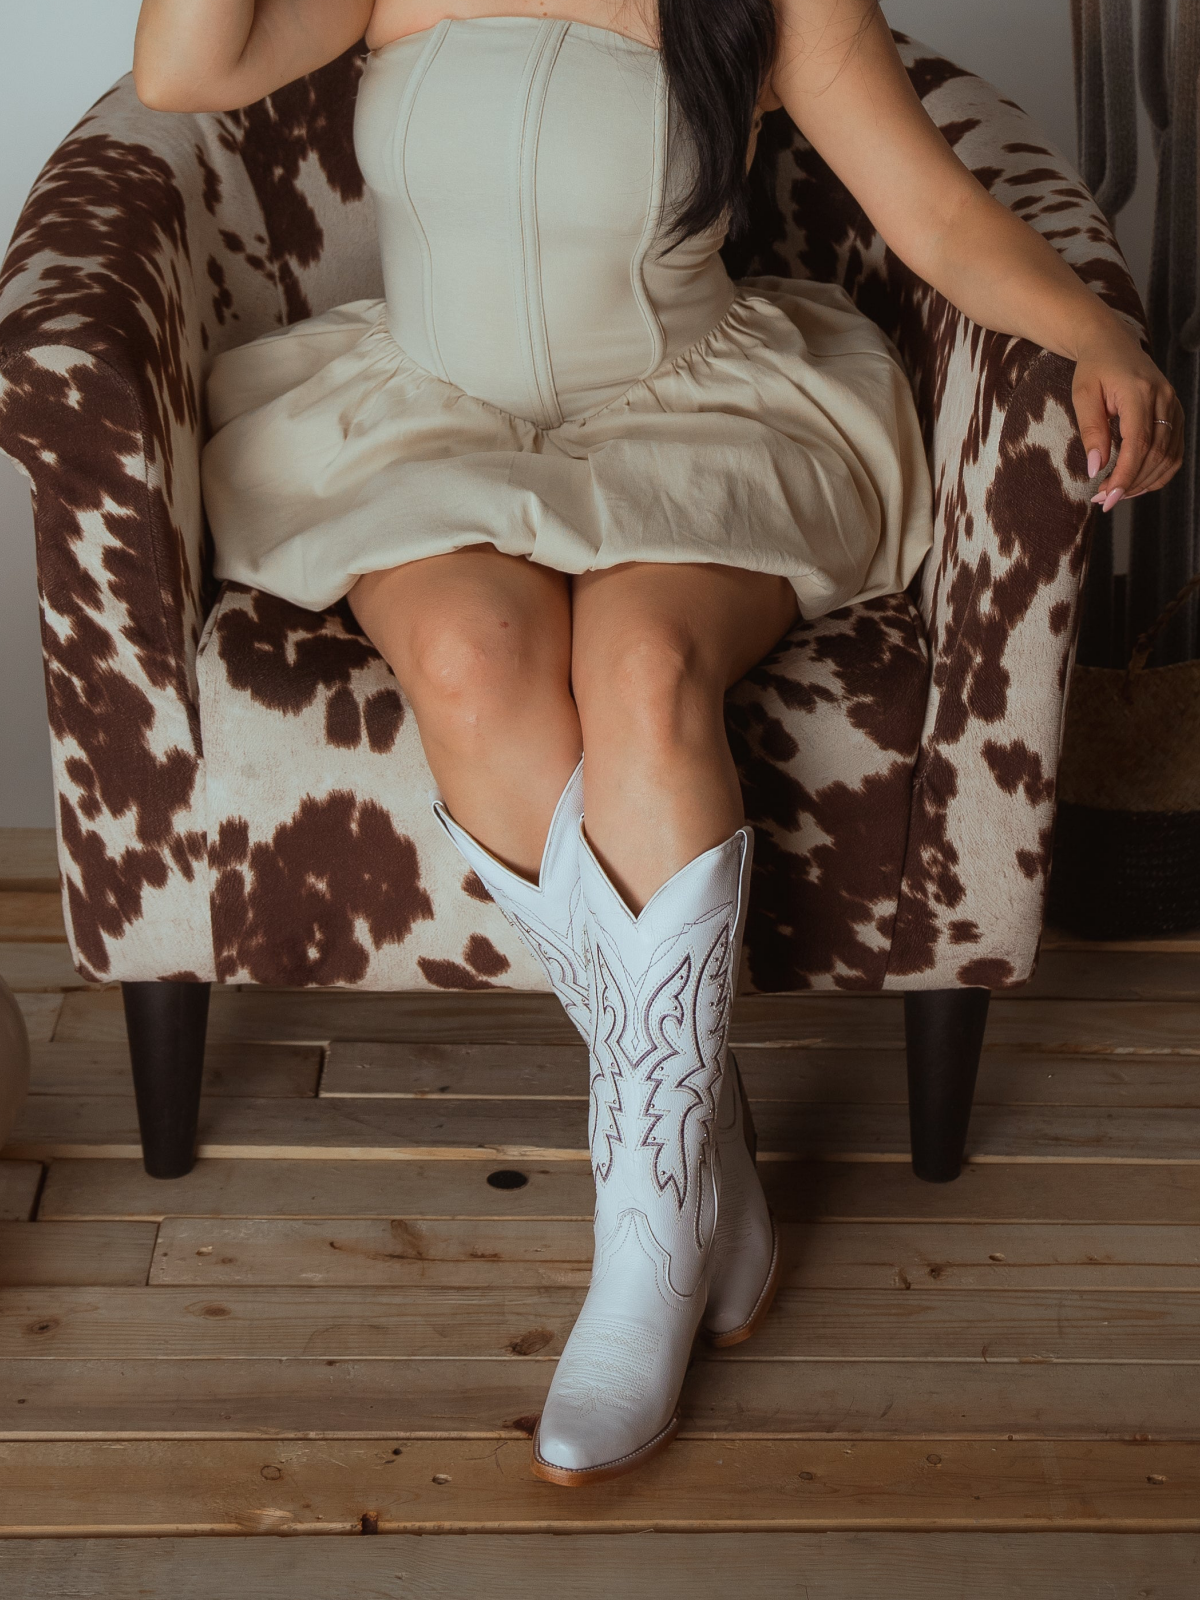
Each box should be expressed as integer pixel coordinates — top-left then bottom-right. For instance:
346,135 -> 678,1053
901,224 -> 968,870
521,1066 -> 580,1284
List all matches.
657,0 -> 778,243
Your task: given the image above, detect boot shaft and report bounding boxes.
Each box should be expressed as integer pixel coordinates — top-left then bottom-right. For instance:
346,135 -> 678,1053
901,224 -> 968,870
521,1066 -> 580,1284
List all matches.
580,826 -> 753,1284
431,761 -> 589,1035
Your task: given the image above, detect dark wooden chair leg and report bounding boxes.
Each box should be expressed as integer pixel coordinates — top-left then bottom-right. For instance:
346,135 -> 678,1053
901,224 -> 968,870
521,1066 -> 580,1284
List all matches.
121,980 -> 211,1179
903,987 -> 990,1183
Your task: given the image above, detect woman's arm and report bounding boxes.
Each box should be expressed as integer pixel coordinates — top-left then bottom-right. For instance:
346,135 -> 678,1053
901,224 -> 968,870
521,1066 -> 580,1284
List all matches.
133,0 -> 375,112
771,0 -> 1183,508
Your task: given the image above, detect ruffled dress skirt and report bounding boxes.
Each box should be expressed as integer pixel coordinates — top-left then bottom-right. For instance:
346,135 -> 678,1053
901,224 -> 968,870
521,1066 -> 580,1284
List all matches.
202,275 -> 933,622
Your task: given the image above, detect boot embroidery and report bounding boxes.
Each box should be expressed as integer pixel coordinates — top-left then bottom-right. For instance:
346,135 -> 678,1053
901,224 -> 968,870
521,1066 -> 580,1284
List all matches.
504,903 -> 590,1029
639,929 -> 728,1214
589,939 -> 631,1184
589,912 -> 734,1219
547,1314 -> 662,1413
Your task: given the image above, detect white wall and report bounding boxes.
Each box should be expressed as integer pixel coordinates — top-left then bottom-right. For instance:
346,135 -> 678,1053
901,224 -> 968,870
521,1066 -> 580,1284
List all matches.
0,1 -> 1157,825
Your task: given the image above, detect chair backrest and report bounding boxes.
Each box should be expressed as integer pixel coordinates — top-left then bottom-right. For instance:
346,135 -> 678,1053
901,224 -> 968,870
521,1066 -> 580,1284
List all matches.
190,44 -> 385,364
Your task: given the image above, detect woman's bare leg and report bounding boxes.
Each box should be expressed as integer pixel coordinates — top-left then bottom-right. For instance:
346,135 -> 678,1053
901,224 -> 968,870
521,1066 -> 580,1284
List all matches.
571,562 -> 798,910
349,547 -> 581,878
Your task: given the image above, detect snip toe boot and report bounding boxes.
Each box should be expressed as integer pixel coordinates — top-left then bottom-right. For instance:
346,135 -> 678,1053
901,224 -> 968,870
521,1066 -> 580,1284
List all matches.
532,825 -> 756,1485
431,760 -> 590,1037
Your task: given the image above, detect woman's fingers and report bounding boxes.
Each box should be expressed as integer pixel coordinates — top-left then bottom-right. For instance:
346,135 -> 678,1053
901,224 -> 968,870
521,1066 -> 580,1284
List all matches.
1072,334 -> 1184,511
1074,370 -> 1116,484
1123,393 -> 1186,498
1085,379 -> 1183,510
1093,385 -> 1155,506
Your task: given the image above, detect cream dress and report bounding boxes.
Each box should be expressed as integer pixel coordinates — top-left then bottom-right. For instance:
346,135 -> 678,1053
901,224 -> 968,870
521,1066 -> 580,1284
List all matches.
201,17 -> 933,619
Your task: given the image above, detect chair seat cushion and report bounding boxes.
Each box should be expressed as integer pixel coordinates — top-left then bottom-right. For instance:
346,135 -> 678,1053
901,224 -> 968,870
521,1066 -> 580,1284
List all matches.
197,584 -> 928,992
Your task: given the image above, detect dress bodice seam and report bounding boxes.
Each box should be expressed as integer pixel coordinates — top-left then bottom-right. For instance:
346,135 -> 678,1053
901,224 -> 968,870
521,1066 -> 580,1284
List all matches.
392,19 -> 454,383
629,56 -> 669,382
515,21 -> 570,429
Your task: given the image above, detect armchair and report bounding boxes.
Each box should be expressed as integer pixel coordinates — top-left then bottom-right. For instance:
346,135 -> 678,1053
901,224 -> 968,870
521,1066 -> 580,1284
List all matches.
0,35 -> 1146,1181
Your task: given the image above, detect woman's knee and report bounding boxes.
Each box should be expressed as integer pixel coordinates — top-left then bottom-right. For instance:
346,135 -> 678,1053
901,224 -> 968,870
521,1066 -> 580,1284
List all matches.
575,617 -> 721,750
403,602 -> 565,728
348,555 -> 571,738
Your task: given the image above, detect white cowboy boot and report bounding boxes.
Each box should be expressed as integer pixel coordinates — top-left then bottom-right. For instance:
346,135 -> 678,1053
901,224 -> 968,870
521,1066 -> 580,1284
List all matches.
431,760 -> 590,1036
533,825 -> 759,1485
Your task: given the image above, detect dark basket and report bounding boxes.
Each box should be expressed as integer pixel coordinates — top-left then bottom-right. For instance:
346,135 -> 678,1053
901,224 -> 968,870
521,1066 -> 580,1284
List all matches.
1050,573 -> 1200,940
1048,802 -> 1200,938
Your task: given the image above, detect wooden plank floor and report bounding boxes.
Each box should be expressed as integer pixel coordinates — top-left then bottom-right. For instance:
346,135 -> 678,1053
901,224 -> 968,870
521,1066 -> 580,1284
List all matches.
2,1532 -> 1198,1599
1,828 -> 1199,1592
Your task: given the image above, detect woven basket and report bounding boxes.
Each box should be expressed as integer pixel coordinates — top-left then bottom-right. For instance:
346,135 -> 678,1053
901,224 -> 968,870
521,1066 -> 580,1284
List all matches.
1048,576 -> 1200,938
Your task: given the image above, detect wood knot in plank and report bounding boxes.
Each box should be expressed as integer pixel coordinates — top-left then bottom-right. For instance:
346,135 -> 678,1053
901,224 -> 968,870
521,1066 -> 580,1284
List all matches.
508,1327 -> 554,1356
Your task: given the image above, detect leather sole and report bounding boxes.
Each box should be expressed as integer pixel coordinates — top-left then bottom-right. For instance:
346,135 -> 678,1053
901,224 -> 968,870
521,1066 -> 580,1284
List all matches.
530,1409 -> 682,1487
700,1211 -> 782,1349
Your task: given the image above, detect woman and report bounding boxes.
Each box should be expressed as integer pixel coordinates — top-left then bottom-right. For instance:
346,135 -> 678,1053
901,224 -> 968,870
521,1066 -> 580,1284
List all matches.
135,0 -> 1183,1485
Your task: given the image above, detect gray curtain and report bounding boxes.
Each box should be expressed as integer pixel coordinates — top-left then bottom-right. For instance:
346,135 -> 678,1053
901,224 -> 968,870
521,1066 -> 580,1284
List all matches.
1072,0 -> 1200,664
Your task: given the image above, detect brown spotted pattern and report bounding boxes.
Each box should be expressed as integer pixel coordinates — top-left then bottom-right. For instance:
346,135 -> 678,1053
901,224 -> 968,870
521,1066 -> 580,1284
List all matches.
729,595 -> 929,991
0,36 -> 1144,990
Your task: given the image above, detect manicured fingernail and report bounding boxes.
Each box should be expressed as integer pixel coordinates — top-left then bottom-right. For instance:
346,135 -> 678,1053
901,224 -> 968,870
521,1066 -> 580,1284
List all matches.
1087,448 -> 1102,478
1090,493 -> 1105,504
1102,488 -> 1125,511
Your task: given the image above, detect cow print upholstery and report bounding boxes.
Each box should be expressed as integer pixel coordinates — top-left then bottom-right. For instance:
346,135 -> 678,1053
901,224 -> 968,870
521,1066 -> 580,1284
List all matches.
0,35 -> 1145,991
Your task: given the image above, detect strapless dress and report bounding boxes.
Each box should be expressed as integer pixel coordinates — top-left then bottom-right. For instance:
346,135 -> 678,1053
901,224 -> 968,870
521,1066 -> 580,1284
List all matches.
201,16 -> 934,618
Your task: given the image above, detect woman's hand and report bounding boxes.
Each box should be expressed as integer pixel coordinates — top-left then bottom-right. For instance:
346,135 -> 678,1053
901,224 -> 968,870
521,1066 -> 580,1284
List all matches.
1071,329 -> 1185,513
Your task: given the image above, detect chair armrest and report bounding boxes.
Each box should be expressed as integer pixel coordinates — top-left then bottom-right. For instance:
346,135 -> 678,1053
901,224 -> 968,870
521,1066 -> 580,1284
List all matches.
737,33 -> 1148,986
0,73 -> 282,978
887,341 -> 1097,987
884,42 -> 1148,987
0,46 -> 377,982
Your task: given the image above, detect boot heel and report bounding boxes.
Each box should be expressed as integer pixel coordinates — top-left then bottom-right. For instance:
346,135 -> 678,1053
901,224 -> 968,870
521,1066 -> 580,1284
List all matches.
732,1051 -> 757,1162
702,1212 -> 782,1348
